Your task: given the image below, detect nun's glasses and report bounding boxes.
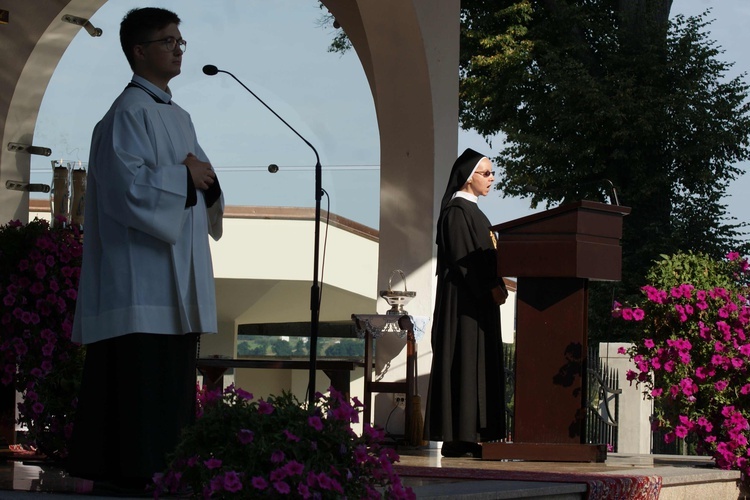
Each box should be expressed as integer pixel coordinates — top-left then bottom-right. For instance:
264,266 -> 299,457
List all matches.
474,170 -> 495,178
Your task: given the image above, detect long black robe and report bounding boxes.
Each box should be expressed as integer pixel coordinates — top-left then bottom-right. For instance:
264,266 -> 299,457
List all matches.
66,333 -> 198,486
424,197 -> 506,443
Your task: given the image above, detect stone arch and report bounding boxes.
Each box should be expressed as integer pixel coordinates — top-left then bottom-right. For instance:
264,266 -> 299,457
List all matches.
0,0 -> 104,222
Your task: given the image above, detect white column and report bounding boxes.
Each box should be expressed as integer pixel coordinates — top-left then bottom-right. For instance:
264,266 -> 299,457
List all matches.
599,342 -> 653,454
322,0 -> 460,431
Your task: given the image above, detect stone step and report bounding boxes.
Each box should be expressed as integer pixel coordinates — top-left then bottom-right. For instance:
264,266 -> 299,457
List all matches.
407,479 -> 585,499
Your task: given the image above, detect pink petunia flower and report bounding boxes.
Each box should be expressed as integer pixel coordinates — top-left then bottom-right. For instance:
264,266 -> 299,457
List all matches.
611,302 -> 622,318
258,400 -> 274,415
271,450 -> 285,463
284,460 -> 305,476
234,387 -> 253,400
308,415 -> 324,431
204,458 -> 222,469
273,482 -> 291,494
237,429 -> 254,445
317,472 -> 332,490
283,429 -> 300,442
223,471 -> 243,493
270,468 -> 287,482
251,476 -> 268,490
297,483 -> 311,499
209,475 -> 224,494
695,367 -> 709,380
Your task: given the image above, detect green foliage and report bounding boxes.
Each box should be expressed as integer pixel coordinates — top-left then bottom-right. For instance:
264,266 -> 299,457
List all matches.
460,1 -> 750,255
293,338 -> 307,356
458,0 -> 750,341
317,4 -> 351,54
272,338 -> 293,357
645,251 -> 750,292
323,338 -> 364,357
237,335 -> 364,359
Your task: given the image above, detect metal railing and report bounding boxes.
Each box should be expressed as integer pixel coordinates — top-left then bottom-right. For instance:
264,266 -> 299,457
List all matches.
502,344 -> 621,451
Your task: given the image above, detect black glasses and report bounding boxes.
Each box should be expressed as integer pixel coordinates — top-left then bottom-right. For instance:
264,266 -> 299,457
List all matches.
140,36 -> 187,53
474,170 -> 495,178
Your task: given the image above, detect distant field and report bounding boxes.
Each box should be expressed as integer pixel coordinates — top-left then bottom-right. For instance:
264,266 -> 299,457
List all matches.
237,335 -> 364,358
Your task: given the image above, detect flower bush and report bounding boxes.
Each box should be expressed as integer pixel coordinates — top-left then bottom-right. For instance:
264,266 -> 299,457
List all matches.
0,218 -> 85,459
154,385 -> 415,499
615,251 -> 750,474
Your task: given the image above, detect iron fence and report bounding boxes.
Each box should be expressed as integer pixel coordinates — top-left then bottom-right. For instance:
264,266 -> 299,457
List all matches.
502,344 -> 621,451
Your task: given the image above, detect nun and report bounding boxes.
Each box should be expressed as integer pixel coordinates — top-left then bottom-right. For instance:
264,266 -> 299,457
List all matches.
424,148 -> 508,457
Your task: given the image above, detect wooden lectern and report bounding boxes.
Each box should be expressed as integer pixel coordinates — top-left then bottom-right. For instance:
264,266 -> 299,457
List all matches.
483,200 -> 630,462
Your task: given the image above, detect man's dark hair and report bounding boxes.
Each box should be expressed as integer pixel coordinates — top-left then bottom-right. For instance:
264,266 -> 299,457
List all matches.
120,7 -> 181,70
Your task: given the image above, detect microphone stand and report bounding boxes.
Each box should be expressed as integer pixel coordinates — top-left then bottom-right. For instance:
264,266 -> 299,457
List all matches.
208,67 -> 322,409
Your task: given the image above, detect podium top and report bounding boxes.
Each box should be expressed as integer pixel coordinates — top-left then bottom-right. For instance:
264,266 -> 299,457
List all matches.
491,201 -> 631,280
493,200 -> 630,235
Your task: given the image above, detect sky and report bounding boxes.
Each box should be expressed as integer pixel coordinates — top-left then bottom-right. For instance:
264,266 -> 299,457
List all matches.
30,0 -> 750,230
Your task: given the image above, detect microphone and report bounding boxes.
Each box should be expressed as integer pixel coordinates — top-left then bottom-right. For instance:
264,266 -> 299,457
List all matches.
524,179 -> 619,205
203,63 -> 323,408
5,180 -> 51,193
601,178 -> 620,206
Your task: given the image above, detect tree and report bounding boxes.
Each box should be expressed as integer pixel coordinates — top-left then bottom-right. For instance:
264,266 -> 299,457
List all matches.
461,0 -> 750,340
271,338 -> 293,357
324,339 -> 365,357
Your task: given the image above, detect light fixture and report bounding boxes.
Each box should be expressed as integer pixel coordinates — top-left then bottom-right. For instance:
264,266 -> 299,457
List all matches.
61,14 -> 102,37
0,9 -> 9,25
7,142 -> 52,156
5,180 -> 51,193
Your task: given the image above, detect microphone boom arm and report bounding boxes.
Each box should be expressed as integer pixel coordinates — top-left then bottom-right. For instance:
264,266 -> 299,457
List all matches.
215,69 -> 321,169
205,66 -> 323,408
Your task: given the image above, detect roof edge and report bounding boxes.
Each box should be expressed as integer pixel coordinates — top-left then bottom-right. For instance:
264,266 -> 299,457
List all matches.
28,200 -> 379,242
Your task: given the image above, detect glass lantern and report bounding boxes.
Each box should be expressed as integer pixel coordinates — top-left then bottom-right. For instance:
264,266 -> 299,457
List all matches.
50,160 -> 87,229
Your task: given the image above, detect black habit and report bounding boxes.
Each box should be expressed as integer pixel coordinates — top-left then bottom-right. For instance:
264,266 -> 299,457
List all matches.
424,149 -> 506,444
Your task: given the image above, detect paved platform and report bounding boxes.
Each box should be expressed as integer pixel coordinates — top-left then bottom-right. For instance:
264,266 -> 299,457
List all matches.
0,449 -> 743,499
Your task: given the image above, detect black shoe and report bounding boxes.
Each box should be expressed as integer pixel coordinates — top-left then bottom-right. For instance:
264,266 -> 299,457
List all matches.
466,441 -> 482,458
441,441 -> 482,458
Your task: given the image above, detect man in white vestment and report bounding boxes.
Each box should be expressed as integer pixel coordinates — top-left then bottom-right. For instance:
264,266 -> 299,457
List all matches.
66,7 -> 223,493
